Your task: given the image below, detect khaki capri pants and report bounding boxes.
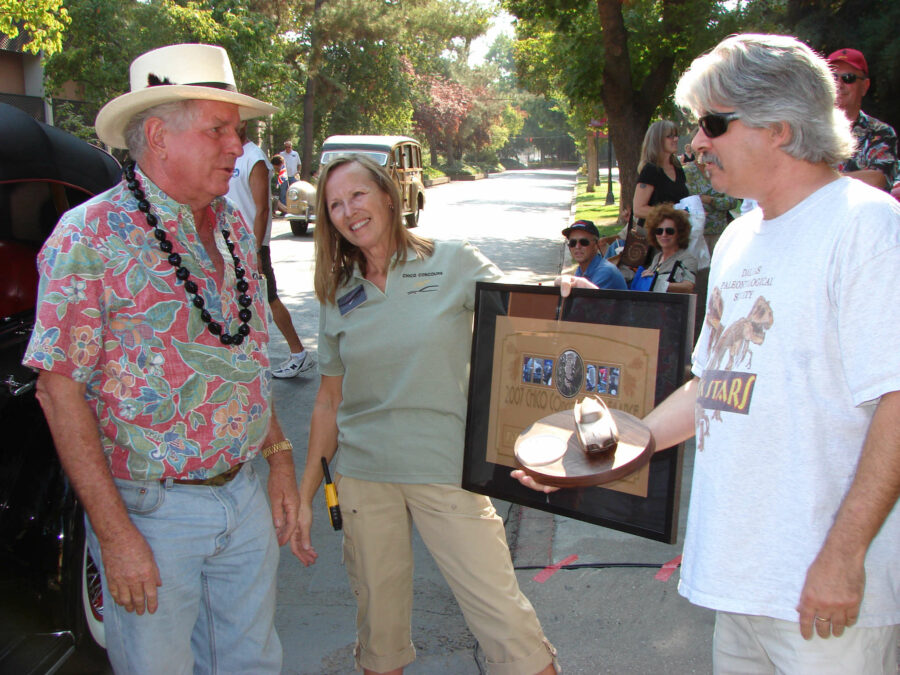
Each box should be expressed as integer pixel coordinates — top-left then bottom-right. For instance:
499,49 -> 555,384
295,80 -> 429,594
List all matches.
336,475 -> 557,675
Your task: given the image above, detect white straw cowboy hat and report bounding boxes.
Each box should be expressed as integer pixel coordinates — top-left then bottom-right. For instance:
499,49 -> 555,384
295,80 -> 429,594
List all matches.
95,43 -> 278,149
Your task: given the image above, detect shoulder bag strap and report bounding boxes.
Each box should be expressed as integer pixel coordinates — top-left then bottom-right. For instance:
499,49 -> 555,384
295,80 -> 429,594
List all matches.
667,259 -> 683,282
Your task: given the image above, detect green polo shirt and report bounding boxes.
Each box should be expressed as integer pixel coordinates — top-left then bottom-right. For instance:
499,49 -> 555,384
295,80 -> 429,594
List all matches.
319,240 -> 502,484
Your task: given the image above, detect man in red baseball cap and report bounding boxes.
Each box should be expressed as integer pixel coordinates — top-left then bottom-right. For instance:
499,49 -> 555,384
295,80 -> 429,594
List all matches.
827,47 -> 898,190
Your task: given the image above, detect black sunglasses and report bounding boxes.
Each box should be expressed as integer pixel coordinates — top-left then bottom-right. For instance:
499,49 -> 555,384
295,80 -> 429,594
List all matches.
568,238 -> 593,248
655,227 -> 676,236
698,111 -> 740,138
834,72 -> 867,85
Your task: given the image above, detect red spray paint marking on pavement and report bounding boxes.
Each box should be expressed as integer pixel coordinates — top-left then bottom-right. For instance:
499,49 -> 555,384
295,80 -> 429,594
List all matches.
654,554 -> 682,582
533,554 -> 579,583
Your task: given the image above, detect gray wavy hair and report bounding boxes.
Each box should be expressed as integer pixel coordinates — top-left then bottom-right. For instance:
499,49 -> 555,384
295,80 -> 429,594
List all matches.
123,100 -> 197,161
675,34 -> 854,165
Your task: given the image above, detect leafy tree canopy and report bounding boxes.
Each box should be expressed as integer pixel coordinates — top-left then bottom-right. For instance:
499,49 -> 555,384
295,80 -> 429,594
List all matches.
0,0 -> 70,55
44,0 -> 284,146
785,0 -> 900,131
43,0 -> 521,169
503,0 -> 742,207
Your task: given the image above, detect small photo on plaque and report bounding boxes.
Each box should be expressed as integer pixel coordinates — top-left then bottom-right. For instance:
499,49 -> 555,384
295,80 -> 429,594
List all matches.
522,356 -> 555,386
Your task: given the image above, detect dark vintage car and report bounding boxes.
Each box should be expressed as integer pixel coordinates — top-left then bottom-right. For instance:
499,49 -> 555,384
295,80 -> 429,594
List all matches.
0,103 -> 119,672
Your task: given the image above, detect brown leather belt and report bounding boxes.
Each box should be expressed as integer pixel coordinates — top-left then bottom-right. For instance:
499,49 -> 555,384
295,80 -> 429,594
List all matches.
166,463 -> 244,487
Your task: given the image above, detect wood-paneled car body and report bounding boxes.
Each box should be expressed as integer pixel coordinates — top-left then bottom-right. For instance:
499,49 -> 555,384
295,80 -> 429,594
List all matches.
319,135 -> 426,229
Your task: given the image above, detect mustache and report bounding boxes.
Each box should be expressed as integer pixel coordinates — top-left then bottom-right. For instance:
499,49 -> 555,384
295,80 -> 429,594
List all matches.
698,152 -> 724,176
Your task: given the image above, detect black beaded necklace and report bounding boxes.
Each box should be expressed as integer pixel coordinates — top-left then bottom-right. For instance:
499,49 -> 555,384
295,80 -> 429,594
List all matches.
123,161 -> 252,346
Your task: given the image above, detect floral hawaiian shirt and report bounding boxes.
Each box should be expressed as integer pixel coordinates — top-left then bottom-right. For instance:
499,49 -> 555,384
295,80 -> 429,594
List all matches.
23,167 -> 273,480
683,161 -> 741,235
839,110 -> 898,188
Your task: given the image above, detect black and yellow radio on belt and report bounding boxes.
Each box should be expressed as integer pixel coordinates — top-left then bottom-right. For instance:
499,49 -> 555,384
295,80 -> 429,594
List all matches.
321,457 -> 342,530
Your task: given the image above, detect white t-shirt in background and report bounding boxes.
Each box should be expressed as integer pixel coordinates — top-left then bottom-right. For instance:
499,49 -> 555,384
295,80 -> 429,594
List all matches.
227,142 -> 272,247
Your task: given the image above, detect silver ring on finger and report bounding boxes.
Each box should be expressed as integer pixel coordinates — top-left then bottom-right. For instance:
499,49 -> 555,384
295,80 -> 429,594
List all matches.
815,616 -> 830,622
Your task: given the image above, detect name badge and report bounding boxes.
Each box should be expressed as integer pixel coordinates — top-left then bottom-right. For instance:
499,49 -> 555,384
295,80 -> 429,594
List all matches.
338,284 -> 367,316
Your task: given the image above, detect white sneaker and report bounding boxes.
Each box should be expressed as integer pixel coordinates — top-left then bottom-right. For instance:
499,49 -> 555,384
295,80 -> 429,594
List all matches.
272,351 -> 316,378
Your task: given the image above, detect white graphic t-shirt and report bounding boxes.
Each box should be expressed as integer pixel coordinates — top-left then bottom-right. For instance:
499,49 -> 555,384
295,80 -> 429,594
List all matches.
681,177 -> 900,627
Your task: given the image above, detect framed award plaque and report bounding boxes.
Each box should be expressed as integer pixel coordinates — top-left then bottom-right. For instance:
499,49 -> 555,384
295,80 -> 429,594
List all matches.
462,282 -> 696,543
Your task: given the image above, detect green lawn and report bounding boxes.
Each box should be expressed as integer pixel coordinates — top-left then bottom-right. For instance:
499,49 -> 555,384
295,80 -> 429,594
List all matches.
573,176 -> 623,236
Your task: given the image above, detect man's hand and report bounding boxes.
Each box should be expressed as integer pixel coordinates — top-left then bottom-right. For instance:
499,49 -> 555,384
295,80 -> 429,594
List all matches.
266,457 -> 300,546
796,545 -> 864,640
290,501 -> 319,566
510,469 -> 560,493
35,371 -> 163,614
795,391 -> 900,639
101,528 -> 162,615
554,275 -> 599,297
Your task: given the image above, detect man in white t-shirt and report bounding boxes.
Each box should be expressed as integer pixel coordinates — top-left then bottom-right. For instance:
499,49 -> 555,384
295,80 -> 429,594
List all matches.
650,34 -> 900,673
517,34 -> 900,674
279,140 -> 301,180
228,125 -> 315,378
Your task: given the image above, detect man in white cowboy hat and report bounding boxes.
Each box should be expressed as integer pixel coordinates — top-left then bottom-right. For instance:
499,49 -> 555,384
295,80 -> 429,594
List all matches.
23,43 -> 299,673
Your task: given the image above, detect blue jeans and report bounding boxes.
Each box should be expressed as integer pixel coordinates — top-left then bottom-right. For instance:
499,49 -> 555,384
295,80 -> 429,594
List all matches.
86,463 -> 281,675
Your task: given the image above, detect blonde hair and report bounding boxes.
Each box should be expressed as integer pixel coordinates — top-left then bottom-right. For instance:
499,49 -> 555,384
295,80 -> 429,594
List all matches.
314,154 -> 434,304
639,120 -> 680,172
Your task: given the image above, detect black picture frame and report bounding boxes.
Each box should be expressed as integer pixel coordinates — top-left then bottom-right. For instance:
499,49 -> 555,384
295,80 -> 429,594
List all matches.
463,282 -> 696,543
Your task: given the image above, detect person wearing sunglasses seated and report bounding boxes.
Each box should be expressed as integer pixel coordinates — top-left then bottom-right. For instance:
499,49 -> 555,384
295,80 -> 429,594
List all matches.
632,119 -> 689,227
827,48 -> 897,191
560,220 -> 627,290
637,205 -> 697,293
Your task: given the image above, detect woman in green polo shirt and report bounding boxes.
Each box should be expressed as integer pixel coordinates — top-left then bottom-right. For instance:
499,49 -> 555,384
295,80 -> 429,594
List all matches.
291,155 -> 557,675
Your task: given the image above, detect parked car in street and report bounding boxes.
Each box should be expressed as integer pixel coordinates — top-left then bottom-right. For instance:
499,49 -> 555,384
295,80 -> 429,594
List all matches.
283,135 -> 427,237
320,135 -> 425,228
0,103 -> 119,673
284,178 -> 317,236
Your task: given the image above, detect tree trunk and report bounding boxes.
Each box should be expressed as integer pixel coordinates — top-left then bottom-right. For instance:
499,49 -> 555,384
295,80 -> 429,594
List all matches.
586,132 -> 597,192
596,0 -> 679,215
302,76 -> 316,181
302,0 -> 327,181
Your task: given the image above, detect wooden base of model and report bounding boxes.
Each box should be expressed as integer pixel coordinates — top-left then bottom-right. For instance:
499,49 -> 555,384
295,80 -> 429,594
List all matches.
514,395 -> 655,488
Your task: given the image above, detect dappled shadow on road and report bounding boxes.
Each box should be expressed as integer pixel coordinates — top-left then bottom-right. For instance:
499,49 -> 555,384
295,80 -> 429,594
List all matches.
491,170 -> 577,181
277,286 -> 318,305
271,229 -> 315,244
452,197 -> 570,213
453,234 -> 567,282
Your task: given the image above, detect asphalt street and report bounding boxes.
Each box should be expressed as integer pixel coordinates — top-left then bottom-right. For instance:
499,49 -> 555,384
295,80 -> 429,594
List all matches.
62,169 -> 714,675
